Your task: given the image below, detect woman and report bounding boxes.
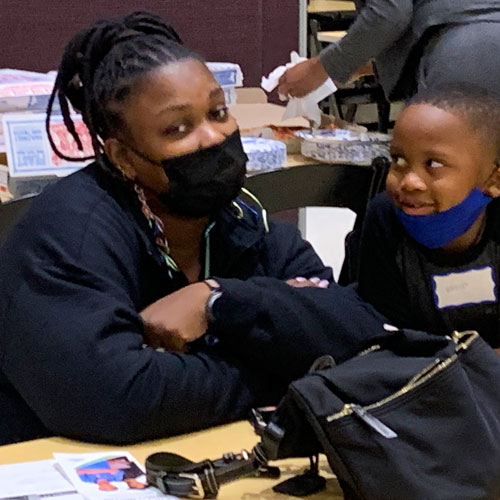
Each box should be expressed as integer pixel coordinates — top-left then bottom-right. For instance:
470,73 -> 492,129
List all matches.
0,11 -> 387,445
279,0 -> 500,101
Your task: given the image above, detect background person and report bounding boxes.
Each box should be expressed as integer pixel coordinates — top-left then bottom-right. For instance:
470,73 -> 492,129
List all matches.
278,0 -> 500,101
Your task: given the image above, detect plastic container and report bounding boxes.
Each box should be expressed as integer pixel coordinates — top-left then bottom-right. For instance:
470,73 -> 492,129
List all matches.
296,129 -> 391,165
241,137 -> 286,172
206,63 -> 243,105
206,63 -> 244,88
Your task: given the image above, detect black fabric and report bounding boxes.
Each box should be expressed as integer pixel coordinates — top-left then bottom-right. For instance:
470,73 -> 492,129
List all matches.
212,279 -> 388,385
0,161 -> 336,446
266,329 -> 500,500
358,192 -> 500,347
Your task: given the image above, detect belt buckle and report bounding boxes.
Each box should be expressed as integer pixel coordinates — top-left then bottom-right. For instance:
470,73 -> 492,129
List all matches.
154,471 -> 169,495
178,472 -> 205,498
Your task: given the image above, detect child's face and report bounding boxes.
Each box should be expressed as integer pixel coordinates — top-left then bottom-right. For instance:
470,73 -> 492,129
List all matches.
386,103 -> 499,215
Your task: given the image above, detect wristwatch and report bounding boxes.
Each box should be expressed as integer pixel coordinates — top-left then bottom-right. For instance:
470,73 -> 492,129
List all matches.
204,279 -> 222,324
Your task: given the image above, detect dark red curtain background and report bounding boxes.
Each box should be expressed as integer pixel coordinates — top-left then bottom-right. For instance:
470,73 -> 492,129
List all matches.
0,0 -> 299,87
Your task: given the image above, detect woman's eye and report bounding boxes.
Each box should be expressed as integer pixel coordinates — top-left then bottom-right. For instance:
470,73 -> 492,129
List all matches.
427,159 -> 444,169
163,123 -> 189,136
210,106 -> 229,121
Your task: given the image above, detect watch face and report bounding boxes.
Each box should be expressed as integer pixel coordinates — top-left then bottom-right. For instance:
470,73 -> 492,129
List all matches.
206,289 -> 223,324
205,279 -> 220,291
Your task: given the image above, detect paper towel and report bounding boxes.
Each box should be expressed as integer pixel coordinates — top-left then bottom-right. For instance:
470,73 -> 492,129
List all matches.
261,51 -> 336,126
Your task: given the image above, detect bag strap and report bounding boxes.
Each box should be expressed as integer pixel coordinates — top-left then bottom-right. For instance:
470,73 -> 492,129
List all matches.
145,445 -> 277,498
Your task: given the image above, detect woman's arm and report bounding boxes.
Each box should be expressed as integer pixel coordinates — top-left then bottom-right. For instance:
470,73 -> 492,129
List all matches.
279,0 -> 413,97
0,201 -> 270,444
209,277 -> 389,382
259,219 -> 334,282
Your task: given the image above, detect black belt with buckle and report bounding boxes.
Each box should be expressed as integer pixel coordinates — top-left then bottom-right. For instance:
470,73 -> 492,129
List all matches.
145,443 -> 279,499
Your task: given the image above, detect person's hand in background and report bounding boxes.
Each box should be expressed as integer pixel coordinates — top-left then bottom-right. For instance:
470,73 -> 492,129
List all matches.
278,57 -> 329,98
286,276 -> 330,289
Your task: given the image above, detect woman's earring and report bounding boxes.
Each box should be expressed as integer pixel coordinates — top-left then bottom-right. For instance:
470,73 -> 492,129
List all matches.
116,164 -> 136,182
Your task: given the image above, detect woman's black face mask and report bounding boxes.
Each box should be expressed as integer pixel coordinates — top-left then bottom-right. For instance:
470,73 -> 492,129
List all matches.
125,130 -> 248,217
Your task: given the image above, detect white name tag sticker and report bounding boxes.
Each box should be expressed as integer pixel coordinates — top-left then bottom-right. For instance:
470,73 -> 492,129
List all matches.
433,267 -> 497,309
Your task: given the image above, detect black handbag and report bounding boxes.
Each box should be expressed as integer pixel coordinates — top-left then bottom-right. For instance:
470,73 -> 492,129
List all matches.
146,329 -> 500,499
262,328 -> 500,500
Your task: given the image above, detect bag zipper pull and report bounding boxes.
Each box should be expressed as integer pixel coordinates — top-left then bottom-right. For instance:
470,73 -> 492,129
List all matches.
351,404 -> 398,439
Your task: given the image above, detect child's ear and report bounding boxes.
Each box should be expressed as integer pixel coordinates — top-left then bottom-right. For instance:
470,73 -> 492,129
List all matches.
484,161 -> 500,198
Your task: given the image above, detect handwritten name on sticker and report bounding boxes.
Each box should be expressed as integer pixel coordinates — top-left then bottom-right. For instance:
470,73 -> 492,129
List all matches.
433,266 -> 497,309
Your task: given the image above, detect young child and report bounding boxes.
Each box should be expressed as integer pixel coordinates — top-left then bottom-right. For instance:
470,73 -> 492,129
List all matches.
357,85 -> 500,347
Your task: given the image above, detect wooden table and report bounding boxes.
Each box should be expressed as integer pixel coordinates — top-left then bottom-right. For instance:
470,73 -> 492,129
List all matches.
308,0 -> 356,13
317,30 -> 347,43
285,153 -> 317,168
0,421 -> 343,499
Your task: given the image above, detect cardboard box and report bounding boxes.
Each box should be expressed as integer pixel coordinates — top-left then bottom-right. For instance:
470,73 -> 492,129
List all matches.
230,101 -> 364,154
0,69 -> 57,149
2,111 -> 90,199
223,87 -> 237,106
235,88 -> 267,104
230,102 -> 309,131
230,102 -> 310,155
206,63 -> 243,87
0,164 -> 12,202
3,112 -> 91,178
207,63 -> 243,105
0,69 -> 55,113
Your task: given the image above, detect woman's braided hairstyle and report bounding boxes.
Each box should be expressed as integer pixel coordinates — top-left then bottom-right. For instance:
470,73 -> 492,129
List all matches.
46,11 -> 201,161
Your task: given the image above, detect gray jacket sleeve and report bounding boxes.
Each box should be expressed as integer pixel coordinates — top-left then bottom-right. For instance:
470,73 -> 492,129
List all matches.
319,0 -> 413,84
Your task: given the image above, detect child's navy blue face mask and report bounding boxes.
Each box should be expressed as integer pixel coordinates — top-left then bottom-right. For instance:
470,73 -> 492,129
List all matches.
125,129 -> 248,217
393,188 -> 492,249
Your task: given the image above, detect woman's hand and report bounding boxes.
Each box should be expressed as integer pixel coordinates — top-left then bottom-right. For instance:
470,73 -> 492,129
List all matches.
140,282 -> 211,352
286,276 -> 330,289
278,57 -> 329,98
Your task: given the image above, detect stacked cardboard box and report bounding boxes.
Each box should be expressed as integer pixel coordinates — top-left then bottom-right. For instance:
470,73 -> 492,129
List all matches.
1,63 -> 245,199
206,63 -> 243,105
0,69 -> 89,199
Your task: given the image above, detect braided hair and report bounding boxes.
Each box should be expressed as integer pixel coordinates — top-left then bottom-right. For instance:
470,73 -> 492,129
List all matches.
46,11 -> 201,161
